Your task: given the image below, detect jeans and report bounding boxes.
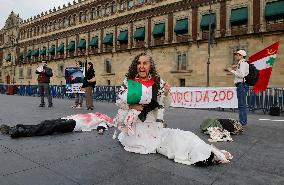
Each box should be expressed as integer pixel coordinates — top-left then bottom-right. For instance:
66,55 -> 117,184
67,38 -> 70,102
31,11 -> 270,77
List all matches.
236,83 -> 249,125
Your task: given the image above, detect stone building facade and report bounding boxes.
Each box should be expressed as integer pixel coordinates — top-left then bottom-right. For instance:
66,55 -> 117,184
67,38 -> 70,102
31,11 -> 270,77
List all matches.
0,0 -> 283,87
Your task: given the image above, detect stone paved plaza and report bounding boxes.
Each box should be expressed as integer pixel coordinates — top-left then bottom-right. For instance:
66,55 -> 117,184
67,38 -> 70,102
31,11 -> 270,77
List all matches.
0,95 -> 283,185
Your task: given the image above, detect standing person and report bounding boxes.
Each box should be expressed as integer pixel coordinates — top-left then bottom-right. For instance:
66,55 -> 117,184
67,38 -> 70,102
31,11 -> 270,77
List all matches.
114,53 -> 232,166
82,62 -> 96,110
36,60 -> 53,107
227,50 -> 249,126
71,61 -> 84,108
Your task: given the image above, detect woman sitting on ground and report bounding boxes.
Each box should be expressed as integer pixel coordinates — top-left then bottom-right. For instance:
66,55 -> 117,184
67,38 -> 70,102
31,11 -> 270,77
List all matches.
114,53 -> 232,166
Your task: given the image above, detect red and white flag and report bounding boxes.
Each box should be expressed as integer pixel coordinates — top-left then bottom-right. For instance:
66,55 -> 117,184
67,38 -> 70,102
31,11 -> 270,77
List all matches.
248,41 -> 281,94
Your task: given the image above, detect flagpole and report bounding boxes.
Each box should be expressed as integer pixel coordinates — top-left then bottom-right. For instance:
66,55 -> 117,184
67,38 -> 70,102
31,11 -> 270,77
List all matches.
207,3 -> 212,87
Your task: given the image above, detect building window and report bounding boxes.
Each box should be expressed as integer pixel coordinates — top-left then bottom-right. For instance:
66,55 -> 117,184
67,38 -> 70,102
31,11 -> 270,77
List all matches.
54,20 -> 58,30
117,30 -> 128,49
265,1 -> 284,31
57,19 -> 61,29
103,33 -> 113,52
180,79 -> 185,87
30,29 -> 33,37
128,0 -> 134,8
73,14 -> 77,25
120,1 -> 127,10
230,7 -> 248,35
137,0 -> 145,5
97,6 -> 102,17
111,1 -> 116,13
19,68 -> 24,78
91,8 -> 96,19
26,68 -> 32,79
200,13 -> 216,40
105,60 -> 112,73
58,64 -> 64,76
68,16 -> 72,26
85,10 -> 89,21
106,4 -> 111,15
177,53 -> 187,70
152,22 -> 165,45
79,12 -> 83,22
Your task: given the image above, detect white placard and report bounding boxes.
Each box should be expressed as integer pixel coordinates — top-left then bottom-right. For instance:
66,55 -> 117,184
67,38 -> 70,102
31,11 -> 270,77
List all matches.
66,83 -> 84,94
170,87 -> 238,108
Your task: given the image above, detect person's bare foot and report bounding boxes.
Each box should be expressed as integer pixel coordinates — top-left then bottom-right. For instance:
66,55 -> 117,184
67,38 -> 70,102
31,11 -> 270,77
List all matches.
97,129 -> 104,134
221,150 -> 233,160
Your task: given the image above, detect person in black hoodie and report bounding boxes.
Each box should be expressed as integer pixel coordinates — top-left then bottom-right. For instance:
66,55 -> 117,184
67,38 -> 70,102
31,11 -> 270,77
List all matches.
36,60 -> 53,107
82,62 -> 96,110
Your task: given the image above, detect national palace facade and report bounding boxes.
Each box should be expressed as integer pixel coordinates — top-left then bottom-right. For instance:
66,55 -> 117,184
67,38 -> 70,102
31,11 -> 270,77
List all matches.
0,0 -> 283,87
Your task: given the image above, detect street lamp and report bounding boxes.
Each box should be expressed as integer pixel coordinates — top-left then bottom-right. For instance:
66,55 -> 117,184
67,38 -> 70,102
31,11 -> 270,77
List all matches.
207,2 -> 212,87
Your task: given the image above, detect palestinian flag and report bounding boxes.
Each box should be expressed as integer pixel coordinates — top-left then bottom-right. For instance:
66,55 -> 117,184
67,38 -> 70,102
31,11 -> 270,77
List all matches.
248,41 -> 280,94
127,79 -> 157,104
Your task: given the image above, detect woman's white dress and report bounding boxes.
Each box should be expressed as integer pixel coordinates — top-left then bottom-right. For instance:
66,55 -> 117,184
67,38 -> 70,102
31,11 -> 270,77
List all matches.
116,79 -> 230,165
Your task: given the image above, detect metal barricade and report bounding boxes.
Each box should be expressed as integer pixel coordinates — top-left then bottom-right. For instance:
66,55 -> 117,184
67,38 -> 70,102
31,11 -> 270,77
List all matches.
247,87 -> 284,114
93,86 -> 120,102
2,84 -> 281,114
0,84 -> 7,94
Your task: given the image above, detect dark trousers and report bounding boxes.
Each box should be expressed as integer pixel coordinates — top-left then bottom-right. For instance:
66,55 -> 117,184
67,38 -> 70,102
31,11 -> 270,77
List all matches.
85,86 -> 94,108
38,82 -> 52,105
10,119 -> 76,138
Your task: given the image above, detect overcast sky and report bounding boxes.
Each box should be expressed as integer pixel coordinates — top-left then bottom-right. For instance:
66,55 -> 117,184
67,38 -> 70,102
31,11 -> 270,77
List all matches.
0,0 -> 71,29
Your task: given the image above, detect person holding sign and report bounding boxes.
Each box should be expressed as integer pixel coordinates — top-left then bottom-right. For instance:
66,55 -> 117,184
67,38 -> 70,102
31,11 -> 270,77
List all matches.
114,53 -> 232,166
36,60 -> 53,108
71,61 -> 84,108
227,50 -> 249,126
82,62 -> 96,110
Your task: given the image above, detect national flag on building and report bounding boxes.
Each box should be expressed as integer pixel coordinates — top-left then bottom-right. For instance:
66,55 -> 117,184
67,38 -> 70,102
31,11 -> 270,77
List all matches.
248,41 -> 281,94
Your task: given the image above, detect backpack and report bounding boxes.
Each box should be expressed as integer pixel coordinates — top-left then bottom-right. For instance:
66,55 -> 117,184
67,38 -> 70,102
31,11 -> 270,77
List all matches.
245,63 -> 259,86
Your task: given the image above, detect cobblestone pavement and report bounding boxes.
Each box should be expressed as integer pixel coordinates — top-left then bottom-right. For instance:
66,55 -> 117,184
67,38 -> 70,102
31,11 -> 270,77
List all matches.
0,95 -> 283,185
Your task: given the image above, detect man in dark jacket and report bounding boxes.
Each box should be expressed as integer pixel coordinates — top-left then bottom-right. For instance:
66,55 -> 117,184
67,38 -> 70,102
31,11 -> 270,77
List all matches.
36,60 -> 53,107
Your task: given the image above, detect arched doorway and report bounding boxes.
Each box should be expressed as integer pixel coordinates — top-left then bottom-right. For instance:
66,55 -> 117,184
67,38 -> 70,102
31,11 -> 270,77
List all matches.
6,75 -> 10,84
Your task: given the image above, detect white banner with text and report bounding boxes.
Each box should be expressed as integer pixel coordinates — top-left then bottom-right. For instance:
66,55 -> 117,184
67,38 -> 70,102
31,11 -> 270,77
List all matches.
170,87 -> 238,108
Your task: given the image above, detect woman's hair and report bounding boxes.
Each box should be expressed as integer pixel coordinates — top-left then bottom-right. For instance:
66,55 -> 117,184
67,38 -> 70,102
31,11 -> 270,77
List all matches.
76,61 -> 83,67
88,62 -> 94,70
125,53 -> 159,80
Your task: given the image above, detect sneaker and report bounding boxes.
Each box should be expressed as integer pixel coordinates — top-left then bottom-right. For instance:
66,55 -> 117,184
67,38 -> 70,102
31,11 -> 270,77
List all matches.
48,103 -> 53,108
39,104 -> 45,107
71,105 -> 78,108
76,105 -> 82,109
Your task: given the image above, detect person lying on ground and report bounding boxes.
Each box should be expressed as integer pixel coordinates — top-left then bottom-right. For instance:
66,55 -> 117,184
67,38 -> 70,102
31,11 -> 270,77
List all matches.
0,112 -> 113,138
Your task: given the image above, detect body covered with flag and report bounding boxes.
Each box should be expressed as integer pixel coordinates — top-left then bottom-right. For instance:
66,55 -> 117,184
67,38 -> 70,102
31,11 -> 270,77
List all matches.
248,41 -> 280,93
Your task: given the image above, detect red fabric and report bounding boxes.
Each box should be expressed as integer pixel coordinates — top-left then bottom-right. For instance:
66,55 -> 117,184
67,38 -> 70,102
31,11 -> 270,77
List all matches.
95,112 -> 114,124
133,78 -> 155,88
253,68 -> 272,94
248,41 -> 281,93
248,41 -> 280,63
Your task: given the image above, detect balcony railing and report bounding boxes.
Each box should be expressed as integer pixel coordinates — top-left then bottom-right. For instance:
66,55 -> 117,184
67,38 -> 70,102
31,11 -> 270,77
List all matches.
176,34 -> 189,43
231,25 -> 248,36
154,37 -> 165,46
